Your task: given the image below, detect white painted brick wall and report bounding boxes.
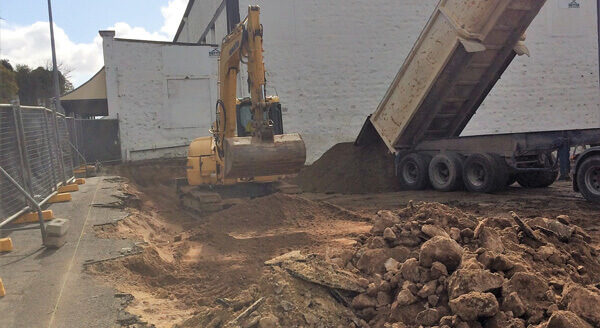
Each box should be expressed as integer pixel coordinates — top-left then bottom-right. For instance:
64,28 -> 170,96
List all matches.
101,34 -> 219,161
182,0 -> 600,163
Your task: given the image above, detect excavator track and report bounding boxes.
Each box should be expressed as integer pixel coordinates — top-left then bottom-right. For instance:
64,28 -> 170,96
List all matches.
176,179 -> 301,216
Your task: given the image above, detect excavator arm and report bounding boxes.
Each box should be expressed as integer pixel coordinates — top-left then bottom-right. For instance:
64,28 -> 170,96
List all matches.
189,5 -> 305,185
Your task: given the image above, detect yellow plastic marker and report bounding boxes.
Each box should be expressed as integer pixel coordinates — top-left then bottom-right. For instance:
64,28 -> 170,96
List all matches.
58,184 -> 79,193
75,178 -> 86,185
0,238 -> 13,252
12,210 -> 54,224
0,278 -> 5,297
48,193 -> 72,203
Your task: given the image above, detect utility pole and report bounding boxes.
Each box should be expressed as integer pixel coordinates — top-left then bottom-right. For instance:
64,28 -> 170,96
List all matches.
47,0 -> 67,185
47,0 -> 63,114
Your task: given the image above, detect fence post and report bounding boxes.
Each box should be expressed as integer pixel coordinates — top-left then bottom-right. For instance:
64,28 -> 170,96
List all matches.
42,108 -> 59,191
50,100 -> 67,185
11,100 -> 35,199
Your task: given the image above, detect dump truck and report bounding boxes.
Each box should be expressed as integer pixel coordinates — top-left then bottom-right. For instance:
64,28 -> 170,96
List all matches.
177,6 -> 306,213
356,0 -> 600,203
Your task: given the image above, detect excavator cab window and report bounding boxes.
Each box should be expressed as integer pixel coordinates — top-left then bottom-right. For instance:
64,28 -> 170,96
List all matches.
236,101 -> 284,137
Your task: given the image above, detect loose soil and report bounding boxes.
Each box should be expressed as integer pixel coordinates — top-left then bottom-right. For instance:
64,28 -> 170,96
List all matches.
87,166 -> 371,327
89,160 -> 600,328
295,140 -> 399,194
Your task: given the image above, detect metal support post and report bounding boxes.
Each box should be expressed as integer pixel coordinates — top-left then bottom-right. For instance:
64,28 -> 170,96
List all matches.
0,166 -> 46,242
11,101 -> 36,199
42,109 -> 59,190
50,103 -> 67,185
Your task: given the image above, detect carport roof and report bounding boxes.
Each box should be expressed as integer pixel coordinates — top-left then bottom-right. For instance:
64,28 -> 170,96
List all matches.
61,67 -> 108,117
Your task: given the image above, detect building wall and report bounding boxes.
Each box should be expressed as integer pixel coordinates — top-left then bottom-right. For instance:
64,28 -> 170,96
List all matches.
101,32 -> 219,161
179,0 -> 599,163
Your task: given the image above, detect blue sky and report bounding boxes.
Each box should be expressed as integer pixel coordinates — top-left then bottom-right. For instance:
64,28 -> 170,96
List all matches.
0,0 -> 188,86
0,0 -> 168,44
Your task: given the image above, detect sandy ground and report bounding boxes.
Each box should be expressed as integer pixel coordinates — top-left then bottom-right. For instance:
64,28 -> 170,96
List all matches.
85,162 -> 600,327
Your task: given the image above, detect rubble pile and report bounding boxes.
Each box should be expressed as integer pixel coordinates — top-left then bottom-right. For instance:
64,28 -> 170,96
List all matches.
339,202 -> 600,328
173,201 -> 600,328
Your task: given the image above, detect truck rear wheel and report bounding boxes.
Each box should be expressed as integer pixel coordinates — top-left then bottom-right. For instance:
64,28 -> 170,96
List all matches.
428,152 -> 464,192
516,170 -> 558,188
397,153 -> 431,190
576,155 -> 600,203
462,153 -> 501,193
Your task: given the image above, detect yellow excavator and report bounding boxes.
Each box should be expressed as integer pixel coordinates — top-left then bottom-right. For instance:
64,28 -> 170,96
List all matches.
177,5 -> 306,213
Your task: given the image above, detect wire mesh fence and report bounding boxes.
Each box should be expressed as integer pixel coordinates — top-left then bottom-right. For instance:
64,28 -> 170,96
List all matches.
0,102 -> 85,229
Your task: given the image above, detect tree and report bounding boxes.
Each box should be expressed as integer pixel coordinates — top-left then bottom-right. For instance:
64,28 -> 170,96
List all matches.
0,60 -> 19,103
12,62 -> 73,106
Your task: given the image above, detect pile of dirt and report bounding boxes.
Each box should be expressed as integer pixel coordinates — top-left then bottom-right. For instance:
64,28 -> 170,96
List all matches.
176,264 -> 362,328
295,141 -> 399,194
88,189 -> 371,327
340,202 -> 600,327
180,202 -> 600,328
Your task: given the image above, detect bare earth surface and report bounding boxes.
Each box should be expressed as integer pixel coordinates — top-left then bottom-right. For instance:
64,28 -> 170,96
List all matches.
87,159 -> 600,328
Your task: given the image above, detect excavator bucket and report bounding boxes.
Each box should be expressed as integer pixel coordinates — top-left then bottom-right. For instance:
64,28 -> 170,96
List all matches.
224,133 -> 306,179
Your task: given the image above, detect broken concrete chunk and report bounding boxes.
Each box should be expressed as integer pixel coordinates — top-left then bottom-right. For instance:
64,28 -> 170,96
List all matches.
419,236 -> 463,272
416,308 -> 441,326
559,284 -> 600,327
502,292 -> 526,318
449,292 -> 499,321
547,310 -> 593,328
400,258 -> 421,283
421,225 -> 450,239
447,268 -> 504,300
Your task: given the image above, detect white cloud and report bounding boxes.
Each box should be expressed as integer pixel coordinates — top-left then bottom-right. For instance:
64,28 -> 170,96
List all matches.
160,0 -> 188,39
0,0 -> 188,87
0,21 -> 104,87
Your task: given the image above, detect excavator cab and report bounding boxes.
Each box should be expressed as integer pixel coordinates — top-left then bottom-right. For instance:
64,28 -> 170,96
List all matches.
236,97 -> 284,137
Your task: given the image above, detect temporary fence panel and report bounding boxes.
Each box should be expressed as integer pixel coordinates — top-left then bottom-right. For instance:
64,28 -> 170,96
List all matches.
0,103 -> 81,229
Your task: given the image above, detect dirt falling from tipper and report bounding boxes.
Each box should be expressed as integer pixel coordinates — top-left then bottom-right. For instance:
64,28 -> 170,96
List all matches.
295,140 -> 399,194
87,177 -> 371,327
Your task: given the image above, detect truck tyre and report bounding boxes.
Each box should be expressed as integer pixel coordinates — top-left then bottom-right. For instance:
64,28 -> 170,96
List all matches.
576,155 -> 600,203
516,170 -> 558,188
462,153 -> 500,193
398,153 -> 432,190
428,152 -> 464,192
490,154 -> 509,191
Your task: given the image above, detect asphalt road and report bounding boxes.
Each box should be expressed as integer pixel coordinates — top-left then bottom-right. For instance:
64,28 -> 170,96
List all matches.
0,176 -> 135,328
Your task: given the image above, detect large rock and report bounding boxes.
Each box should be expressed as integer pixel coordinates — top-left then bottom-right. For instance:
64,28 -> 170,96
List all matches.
501,292 -> 526,317
559,284 -> 600,326
390,301 -> 424,325
351,294 -> 377,310
416,308 -> 441,326
400,258 -> 421,283
547,311 -> 593,328
447,269 -> 504,300
357,249 -> 388,274
396,289 -> 418,306
502,272 -> 551,319
371,211 -> 398,234
479,227 -> 504,254
421,225 -> 450,239
419,236 -> 464,271
449,292 -> 499,321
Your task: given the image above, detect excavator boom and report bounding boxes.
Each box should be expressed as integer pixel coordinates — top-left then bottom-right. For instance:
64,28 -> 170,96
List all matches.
215,5 -> 306,179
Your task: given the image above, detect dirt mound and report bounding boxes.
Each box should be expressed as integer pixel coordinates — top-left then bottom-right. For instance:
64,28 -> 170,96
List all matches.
182,202 -> 600,328
339,202 -> 600,327
295,141 -> 399,194
106,158 -> 186,188
88,188 -> 370,327
176,265 -> 361,328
